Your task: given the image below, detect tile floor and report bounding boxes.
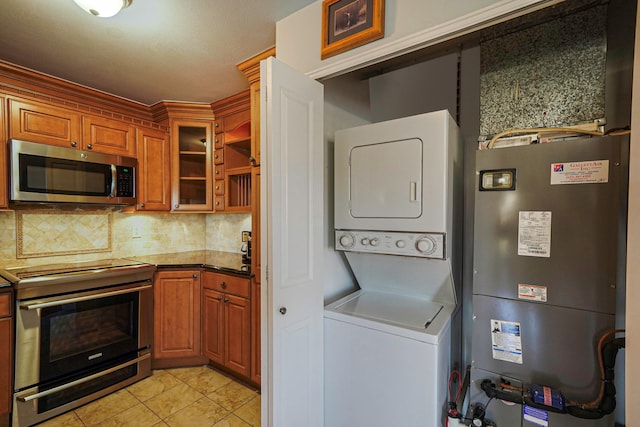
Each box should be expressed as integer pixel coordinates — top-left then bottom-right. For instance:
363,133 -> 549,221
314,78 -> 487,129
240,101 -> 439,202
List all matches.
38,365 -> 261,427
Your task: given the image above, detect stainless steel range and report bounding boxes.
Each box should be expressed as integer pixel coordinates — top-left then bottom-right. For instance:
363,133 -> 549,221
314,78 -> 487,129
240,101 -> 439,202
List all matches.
0,259 -> 155,427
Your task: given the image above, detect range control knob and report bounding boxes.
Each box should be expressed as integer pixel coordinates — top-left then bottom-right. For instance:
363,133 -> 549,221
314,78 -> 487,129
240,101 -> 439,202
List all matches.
338,233 -> 355,249
415,236 -> 437,255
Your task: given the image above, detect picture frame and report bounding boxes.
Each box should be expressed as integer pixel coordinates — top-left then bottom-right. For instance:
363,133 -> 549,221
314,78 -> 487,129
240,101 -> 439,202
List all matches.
321,0 -> 385,60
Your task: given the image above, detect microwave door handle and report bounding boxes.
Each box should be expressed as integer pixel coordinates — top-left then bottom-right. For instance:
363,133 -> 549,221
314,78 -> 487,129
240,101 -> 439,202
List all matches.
110,164 -> 117,198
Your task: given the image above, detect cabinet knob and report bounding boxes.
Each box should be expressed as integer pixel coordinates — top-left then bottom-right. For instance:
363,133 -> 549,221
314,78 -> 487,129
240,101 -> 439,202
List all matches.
214,154 -> 218,159
216,296 -> 223,301
221,281 -> 227,289
249,156 -> 256,165
216,201 -> 220,206
174,204 -> 179,208
87,144 -> 93,150
140,203 -> 145,208
279,307 -> 287,315
224,298 -> 229,303
71,141 -> 77,147
192,274 -> 198,279
215,170 -> 220,175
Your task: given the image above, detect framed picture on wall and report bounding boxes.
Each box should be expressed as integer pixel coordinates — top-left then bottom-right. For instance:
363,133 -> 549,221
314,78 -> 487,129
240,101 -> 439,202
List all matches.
321,0 -> 385,60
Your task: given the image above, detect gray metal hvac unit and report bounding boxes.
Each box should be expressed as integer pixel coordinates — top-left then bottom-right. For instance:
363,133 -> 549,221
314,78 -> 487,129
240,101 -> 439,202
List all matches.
470,135 -> 627,427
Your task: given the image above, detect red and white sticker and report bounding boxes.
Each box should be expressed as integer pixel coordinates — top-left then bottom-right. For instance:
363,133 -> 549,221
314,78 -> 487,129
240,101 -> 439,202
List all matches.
550,160 -> 609,185
518,284 -> 547,302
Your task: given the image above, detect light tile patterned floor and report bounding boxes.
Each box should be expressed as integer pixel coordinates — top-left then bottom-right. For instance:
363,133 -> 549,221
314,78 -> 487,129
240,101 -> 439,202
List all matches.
38,366 -> 260,427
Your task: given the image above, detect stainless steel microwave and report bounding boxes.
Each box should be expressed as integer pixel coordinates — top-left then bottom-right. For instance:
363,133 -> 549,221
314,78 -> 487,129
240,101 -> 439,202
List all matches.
9,139 -> 137,205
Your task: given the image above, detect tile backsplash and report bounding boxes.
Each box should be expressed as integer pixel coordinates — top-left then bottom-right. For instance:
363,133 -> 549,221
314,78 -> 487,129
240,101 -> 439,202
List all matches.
0,208 -> 251,268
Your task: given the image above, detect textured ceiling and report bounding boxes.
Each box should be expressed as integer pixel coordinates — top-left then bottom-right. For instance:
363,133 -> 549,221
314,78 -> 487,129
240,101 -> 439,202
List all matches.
0,0 -> 316,105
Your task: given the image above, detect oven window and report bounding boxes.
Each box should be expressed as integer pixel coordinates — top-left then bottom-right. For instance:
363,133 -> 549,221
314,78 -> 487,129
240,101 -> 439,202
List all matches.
40,292 -> 139,382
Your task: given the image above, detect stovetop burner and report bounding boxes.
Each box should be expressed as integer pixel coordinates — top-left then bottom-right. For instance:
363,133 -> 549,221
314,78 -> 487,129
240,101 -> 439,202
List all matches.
1,259 -> 156,300
3,259 -> 148,281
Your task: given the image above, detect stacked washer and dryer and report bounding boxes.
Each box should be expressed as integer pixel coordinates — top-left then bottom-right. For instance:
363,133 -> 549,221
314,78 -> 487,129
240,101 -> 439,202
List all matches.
324,110 -> 463,427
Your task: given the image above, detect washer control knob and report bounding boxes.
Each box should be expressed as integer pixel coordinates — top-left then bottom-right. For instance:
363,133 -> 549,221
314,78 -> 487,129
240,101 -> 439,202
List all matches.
396,240 -> 406,248
370,238 -> 379,246
339,233 -> 355,248
361,238 -> 370,246
416,236 -> 436,254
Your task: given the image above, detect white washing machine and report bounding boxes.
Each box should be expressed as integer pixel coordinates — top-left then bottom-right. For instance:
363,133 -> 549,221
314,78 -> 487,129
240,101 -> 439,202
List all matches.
326,110 -> 462,426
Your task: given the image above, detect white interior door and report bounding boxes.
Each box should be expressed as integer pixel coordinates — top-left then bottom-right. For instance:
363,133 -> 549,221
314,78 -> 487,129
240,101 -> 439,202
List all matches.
260,56 -> 324,427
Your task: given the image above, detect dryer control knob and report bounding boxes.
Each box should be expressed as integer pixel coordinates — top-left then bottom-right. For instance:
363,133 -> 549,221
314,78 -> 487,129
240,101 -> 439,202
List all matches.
361,238 -> 370,246
416,236 -> 436,254
395,240 -> 406,248
339,234 -> 355,248
370,238 -> 379,246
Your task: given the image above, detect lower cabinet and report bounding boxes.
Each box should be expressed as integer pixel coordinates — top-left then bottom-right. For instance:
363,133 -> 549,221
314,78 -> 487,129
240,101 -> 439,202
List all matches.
202,272 -> 251,379
153,270 -> 206,367
0,290 -> 13,427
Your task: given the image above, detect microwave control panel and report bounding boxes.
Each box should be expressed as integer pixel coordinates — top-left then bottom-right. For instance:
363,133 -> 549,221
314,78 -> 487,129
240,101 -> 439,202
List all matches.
335,230 -> 445,259
116,166 -> 135,197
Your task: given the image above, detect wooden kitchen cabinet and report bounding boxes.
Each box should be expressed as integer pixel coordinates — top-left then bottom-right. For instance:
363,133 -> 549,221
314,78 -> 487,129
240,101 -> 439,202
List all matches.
0,96 -> 7,209
0,290 -> 13,427
202,272 -> 251,379
8,98 -> 136,156
137,127 -> 171,211
153,270 -> 206,367
211,92 -> 252,212
171,120 -> 213,211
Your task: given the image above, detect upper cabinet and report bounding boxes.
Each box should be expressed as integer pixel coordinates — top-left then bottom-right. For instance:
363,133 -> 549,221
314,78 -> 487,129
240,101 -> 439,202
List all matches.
237,47 -> 275,167
0,96 -> 7,210
171,120 -> 213,211
211,91 -> 252,213
8,98 -> 136,157
137,127 -> 171,211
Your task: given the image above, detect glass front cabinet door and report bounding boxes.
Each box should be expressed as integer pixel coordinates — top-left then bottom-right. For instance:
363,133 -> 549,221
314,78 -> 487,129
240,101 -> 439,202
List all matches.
171,120 -> 213,211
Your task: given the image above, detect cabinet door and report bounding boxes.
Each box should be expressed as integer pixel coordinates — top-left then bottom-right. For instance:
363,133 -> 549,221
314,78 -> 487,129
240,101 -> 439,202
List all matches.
0,290 -> 13,425
171,120 -> 213,211
83,115 -> 136,156
0,96 -> 7,209
202,288 -> 225,365
250,81 -> 261,165
224,294 -> 251,378
137,127 -> 171,211
9,98 -> 82,148
153,270 -> 201,359
250,279 -> 261,385
251,167 -> 261,282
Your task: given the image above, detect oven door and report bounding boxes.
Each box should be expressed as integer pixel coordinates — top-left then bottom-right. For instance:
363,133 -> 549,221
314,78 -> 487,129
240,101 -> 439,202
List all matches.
14,281 -> 152,391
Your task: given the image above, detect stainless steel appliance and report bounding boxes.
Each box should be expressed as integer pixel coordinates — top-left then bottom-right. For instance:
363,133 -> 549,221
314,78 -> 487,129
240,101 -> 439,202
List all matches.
1,259 -> 155,427
327,110 -> 463,426
469,135 -> 628,426
9,139 -> 137,205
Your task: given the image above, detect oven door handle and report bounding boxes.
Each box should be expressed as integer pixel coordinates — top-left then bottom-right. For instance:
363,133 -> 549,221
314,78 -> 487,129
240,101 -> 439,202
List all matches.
16,353 -> 151,403
19,283 -> 153,310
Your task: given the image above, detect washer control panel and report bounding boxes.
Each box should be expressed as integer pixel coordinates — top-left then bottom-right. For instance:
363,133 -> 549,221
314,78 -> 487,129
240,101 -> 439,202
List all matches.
335,230 -> 446,259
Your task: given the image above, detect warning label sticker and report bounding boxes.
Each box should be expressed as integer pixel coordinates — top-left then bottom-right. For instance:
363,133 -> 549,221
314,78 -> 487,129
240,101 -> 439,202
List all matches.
518,211 -> 552,258
491,319 -> 523,364
550,160 -> 609,185
524,405 -> 549,426
518,284 -> 547,302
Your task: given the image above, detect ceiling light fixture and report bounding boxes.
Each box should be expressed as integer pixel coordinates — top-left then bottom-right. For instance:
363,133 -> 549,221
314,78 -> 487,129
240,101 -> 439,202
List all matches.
72,0 -> 132,18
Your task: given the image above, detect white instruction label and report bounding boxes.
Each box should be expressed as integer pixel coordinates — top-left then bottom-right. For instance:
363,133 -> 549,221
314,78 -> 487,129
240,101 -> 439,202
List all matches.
550,160 -> 609,185
524,405 -> 549,427
518,284 -> 547,302
518,211 -> 552,258
491,319 -> 523,364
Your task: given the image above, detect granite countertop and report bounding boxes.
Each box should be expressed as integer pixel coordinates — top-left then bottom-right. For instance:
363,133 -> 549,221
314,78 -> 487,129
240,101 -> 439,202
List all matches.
0,275 -> 10,288
129,250 -> 252,277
